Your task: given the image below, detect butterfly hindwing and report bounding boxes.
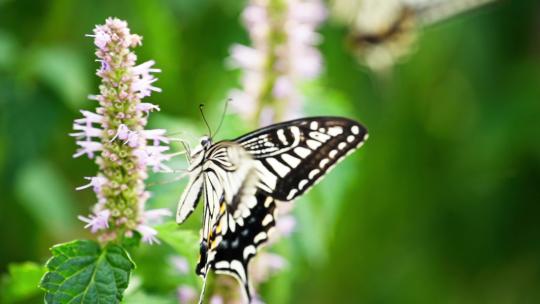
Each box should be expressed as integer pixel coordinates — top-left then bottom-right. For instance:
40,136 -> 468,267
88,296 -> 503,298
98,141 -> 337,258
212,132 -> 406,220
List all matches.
235,117 -> 368,201
197,190 -> 277,302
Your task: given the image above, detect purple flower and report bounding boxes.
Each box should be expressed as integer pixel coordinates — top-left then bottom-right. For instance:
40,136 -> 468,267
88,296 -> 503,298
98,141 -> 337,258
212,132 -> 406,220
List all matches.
276,214 -> 296,237
136,224 -> 160,245
137,102 -> 160,113
169,256 -> 190,274
272,76 -> 294,99
177,285 -> 197,303
75,176 -> 108,192
227,0 -> 327,123
87,30 -> 110,50
209,295 -> 224,304
132,60 -> 162,98
228,44 -> 265,70
72,18 -> 174,244
143,208 -> 172,225
251,252 -> 288,285
73,140 -> 103,159
78,210 -> 110,233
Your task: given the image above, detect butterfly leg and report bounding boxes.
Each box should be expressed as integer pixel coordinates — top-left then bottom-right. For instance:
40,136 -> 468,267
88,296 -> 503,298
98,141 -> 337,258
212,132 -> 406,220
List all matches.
169,137 -> 192,162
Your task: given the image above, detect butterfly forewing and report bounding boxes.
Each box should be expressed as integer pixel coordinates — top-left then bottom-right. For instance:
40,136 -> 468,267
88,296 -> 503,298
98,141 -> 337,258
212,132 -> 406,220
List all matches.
235,117 -> 368,201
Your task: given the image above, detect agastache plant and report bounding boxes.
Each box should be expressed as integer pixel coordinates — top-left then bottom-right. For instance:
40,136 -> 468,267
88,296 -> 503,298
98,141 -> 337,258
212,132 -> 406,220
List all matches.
72,17 -> 172,244
39,18 -> 176,303
229,0 -> 326,125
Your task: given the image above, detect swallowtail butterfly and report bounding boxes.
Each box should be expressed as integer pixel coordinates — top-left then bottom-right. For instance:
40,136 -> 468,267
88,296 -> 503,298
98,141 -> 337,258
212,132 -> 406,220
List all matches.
331,0 -> 495,71
176,116 -> 368,302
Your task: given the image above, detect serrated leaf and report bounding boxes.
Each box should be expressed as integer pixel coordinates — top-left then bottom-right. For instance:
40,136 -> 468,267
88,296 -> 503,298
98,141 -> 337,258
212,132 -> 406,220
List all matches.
39,240 -> 135,304
0,262 -> 46,303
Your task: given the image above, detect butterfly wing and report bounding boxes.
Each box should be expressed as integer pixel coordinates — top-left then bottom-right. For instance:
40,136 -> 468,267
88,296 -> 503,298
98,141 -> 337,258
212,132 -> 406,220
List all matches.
193,117 -> 368,302
235,116 -> 368,201
176,151 -> 205,224
197,190 -> 277,302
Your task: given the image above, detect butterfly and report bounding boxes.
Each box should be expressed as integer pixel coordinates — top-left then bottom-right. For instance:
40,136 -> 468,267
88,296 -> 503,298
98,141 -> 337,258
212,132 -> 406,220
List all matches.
176,116 -> 368,302
331,0 -> 495,71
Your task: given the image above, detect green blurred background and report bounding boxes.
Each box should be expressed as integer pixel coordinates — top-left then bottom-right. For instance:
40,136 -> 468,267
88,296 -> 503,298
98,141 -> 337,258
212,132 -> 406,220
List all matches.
1,0 -> 540,303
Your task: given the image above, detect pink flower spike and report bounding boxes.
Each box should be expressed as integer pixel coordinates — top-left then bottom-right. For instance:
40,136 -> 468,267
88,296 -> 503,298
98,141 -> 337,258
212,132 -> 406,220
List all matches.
144,129 -> 170,145
137,102 -> 160,113
229,89 -> 257,120
73,18 -> 175,244
251,252 -> 288,285
289,0 -> 327,25
137,224 -> 160,245
87,94 -> 103,102
79,110 -> 104,123
291,47 -> 322,78
265,253 -> 287,271
228,44 -> 264,70
87,29 -> 111,49
132,74 -> 162,98
145,145 -> 170,155
125,130 -> 142,148
287,24 -> 322,45
177,286 -> 197,303
143,145 -> 174,172
209,295 -> 224,304
132,60 -> 161,74
259,106 -> 275,127
78,210 -> 110,233
74,140 -> 103,158
71,123 -> 103,138
76,176 -> 108,192
272,76 -> 294,99
251,296 -> 266,304
129,34 -> 142,47
110,124 -> 131,142
277,215 -> 296,236
144,208 -> 172,224
169,256 -> 189,274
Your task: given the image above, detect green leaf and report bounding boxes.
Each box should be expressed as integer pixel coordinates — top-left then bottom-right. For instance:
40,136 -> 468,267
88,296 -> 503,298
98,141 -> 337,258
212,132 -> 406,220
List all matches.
155,222 -> 199,264
302,81 -> 356,117
122,290 -> 176,304
0,262 -> 46,303
0,30 -> 18,70
39,240 -> 135,304
28,47 -> 90,110
14,160 -> 78,238
121,232 -> 142,250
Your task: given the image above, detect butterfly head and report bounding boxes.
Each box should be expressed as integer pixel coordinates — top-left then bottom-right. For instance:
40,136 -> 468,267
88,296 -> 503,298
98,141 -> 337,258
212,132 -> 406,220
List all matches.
189,136 -> 212,159
200,135 -> 212,149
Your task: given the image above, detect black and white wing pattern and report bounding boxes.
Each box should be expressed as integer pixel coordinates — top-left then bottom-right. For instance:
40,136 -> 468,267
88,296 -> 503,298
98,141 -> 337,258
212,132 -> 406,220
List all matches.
235,117 -> 368,201
196,189 -> 277,302
177,116 -> 367,303
176,140 -> 257,227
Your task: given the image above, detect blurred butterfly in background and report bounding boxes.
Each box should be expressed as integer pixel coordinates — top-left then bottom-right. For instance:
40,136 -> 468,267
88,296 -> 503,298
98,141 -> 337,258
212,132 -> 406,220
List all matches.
330,0 -> 497,72
175,114 -> 368,302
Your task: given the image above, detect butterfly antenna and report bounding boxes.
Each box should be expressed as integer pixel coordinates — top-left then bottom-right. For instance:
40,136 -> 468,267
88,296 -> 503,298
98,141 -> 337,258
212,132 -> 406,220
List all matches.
199,104 -> 213,138
213,98 -> 231,138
